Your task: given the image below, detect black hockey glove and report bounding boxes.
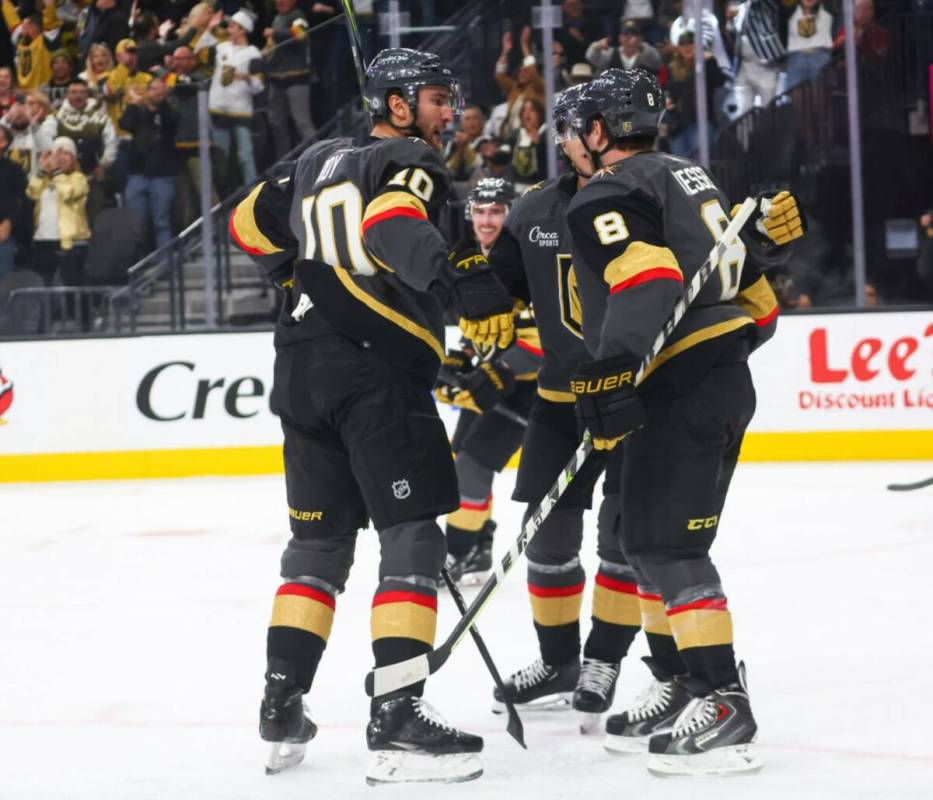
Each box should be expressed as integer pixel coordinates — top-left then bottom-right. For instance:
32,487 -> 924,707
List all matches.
461,361 -> 515,413
571,355 -> 646,451
437,252 -> 516,350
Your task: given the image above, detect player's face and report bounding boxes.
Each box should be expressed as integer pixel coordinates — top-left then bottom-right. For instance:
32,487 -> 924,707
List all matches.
415,86 -> 455,152
559,134 -> 595,178
471,203 -> 507,248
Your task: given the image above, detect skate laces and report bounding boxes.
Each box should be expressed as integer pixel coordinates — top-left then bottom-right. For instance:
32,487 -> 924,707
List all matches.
513,658 -> 554,692
413,698 -> 454,732
671,694 -> 718,737
577,659 -> 618,696
627,678 -> 673,721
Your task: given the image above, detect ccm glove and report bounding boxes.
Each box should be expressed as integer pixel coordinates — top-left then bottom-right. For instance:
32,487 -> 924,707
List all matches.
571,356 -> 646,451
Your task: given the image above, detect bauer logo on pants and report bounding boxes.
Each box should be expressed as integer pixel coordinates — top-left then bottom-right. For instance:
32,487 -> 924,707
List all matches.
392,479 -> 411,500
0,368 -> 13,423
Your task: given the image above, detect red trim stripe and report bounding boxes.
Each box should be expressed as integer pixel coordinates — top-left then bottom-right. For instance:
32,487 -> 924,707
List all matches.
228,210 -> 267,257
755,305 -> 779,328
372,590 -> 438,611
361,206 -> 427,234
276,582 -> 336,609
459,495 -> 492,511
637,590 -> 663,602
667,597 -> 729,616
610,267 -> 683,295
595,573 -> 639,595
528,581 -> 586,598
516,340 -> 544,357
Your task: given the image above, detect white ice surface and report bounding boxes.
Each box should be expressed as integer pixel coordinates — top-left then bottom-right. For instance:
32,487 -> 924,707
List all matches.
2,462 -> 932,799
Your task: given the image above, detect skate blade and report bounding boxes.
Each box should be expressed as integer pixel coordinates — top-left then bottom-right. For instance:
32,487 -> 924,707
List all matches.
577,711 -> 603,735
491,692 -> 572,715
646,744 -> 763,777
604,732 -> 650,755
365,751 -> 483,785
265,741 -> 307,775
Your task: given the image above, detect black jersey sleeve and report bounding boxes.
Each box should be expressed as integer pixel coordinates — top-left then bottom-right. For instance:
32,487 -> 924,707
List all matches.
360,137 -> 452,291
229,162 -> 298,289
569,188 -> 684,362
488,226 -> 532,306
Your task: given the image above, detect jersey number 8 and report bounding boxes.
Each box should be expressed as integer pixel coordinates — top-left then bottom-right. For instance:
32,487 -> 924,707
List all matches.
700,199 -> 746,301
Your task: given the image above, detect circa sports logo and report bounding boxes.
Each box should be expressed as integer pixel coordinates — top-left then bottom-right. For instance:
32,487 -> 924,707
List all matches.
529,226 -> 559,247
0,367 -> 13,423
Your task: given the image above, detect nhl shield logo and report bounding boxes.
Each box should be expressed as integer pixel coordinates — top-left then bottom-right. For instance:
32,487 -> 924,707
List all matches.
392,479 -> 411,500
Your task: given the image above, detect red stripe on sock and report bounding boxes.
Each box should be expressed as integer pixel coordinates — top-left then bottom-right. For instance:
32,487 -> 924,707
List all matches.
595,573 -> 639,595
459,495 -> 492,511
637,590 -> 663,602
276,582 -> 336,609
610,268 -> 682,295
372,590 -> 438,611
667,597 -> 729,616
528,581 -> 585,598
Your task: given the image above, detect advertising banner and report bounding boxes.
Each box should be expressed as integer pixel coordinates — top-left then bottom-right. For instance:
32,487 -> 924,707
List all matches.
0,311 -> 930,481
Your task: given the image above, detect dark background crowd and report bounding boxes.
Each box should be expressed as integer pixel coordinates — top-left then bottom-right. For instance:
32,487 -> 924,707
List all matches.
0,0 -> 930,329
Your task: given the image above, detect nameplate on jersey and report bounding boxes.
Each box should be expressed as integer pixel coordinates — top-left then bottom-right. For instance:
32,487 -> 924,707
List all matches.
315,150 -> 352,185
672,166 -> 715,197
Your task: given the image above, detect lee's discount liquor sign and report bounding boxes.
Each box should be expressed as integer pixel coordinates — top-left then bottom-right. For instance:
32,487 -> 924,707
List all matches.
748,310 -> 932,433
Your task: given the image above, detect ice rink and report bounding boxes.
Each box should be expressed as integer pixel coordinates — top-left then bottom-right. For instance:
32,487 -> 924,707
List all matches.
2,460 -> 932,799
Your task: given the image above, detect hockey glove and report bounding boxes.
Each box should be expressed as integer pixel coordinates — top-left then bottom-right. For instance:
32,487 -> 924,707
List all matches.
436,384 -> 482,414
571,356 -> 646,451
734,191 -> 806,246
438,251 -> 516,349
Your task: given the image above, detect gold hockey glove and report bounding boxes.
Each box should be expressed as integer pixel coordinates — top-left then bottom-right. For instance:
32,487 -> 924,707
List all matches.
733,191 -> 806,246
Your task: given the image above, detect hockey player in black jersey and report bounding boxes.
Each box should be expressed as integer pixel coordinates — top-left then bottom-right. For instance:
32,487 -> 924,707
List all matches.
436,178 -> 543,585
457,86 -> 640,731
229,48 -> 517,784
561,68 -> 804,775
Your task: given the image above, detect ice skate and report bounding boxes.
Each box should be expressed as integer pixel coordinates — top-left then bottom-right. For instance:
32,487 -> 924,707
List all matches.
365,693 -> 483,785
646,663 -> 762,777
604,657 -> 691,755
492,657 -> 579,713
260,662 -> 318,775
444,521 -> 495,586
573,657 -> 620,734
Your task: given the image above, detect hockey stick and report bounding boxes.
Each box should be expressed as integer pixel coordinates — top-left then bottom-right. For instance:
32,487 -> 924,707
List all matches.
365,197 -> 760,697
339,0 -> 370,112
887,476 -> 933,492
441,568 -> 526,749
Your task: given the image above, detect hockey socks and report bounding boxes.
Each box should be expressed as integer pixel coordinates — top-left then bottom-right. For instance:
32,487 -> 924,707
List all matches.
446,494 -> 492,557
666,592 -> 738,689
371,578 -> 437,702
527,560 -> 585,666
584,565 -> 641,663
266,580 -> 336,691
638,583 -> 688,677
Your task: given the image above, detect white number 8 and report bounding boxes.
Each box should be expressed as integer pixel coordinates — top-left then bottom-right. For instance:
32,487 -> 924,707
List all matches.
593,211 -> 629,245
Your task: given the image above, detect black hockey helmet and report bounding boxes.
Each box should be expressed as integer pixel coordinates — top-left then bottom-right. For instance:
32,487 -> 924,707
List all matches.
364,48 -> 464,120
569,67 -> 663,143
468,177 -> 515,210
553,83 -> 588,144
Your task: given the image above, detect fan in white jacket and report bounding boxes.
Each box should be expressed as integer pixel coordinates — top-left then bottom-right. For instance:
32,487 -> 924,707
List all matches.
206,20 -> 264,119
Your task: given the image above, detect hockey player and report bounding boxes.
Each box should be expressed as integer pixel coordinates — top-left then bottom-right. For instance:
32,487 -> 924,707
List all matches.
472,85 -> 643,731
229,48 -> 517,784
562,68 -> 802,775
436,177 -> 543,584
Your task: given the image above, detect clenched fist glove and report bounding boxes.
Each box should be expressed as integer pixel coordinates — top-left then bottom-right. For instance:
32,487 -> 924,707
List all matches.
437,251 -> 516,350
733,190 -> 806,246
571,356 -> 645,451
436,360 -> 515,415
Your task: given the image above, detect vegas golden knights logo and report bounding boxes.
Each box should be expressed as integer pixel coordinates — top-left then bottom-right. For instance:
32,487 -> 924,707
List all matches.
556,254 -> 583,339
798,16 -> 817,38
220,64 -> 236,86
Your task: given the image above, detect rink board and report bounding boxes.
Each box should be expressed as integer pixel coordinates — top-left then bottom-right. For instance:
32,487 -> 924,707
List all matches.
0,311 -> 930,481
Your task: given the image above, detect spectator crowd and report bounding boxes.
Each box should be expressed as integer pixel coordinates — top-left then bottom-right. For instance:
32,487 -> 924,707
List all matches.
0,0 -> 927,322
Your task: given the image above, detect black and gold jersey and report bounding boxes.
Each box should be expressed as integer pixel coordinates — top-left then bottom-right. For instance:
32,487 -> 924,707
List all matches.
491,172 -> 592,402
567,151 -> 779,393
230,135 -> 452,386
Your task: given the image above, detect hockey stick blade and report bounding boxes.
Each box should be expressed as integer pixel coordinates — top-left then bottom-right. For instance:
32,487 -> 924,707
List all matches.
441,568 -> 526,749
887,476 -> 933,492
365,197 -> 758,696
